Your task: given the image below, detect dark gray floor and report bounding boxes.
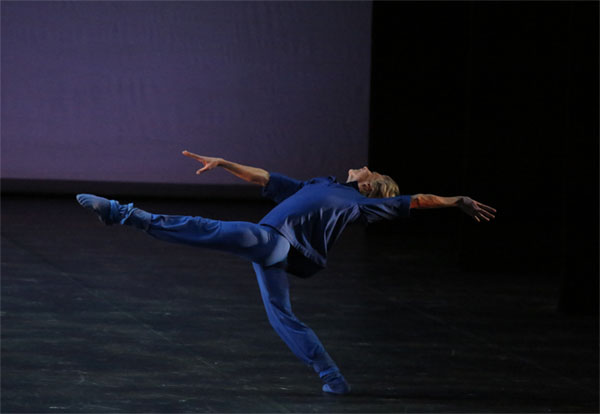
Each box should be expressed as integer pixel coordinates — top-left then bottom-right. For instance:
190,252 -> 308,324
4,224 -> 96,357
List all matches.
1,196 -> 598,413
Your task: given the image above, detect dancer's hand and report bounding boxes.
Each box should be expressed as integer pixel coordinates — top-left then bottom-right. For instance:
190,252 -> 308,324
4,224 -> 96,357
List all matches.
183,150 -> 270,185
458,197 -> 497,222
182,150 -> 223,175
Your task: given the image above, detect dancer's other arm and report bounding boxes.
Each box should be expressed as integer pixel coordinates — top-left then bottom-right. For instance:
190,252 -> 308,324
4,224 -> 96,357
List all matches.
182,150 -> 270,186
410,194 -> 497,222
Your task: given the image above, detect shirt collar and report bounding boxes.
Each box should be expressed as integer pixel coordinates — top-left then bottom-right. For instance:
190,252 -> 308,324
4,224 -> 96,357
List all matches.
341,180 -> 360,191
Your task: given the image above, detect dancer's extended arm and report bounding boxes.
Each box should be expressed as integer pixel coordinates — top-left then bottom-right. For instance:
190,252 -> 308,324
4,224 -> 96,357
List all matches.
182,150 -> 270,186
410,194 -> 496,222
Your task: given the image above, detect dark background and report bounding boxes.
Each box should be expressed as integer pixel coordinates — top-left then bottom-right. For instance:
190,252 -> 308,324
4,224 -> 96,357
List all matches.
369,1 -> 598,315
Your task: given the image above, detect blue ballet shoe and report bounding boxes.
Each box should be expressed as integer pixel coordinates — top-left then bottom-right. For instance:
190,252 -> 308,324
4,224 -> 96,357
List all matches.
76,194 -> 112,224
76,193 -> 150,229
76,194 -> 128,225
320,370 -> 351,395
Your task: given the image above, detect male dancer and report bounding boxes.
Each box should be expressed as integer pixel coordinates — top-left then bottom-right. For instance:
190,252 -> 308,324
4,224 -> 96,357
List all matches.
76,150 -> 496,394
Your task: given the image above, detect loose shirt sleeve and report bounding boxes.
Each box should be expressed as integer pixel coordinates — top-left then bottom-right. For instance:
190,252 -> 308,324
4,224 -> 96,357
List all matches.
262,172 -> 306,204
358,195 -> 412,224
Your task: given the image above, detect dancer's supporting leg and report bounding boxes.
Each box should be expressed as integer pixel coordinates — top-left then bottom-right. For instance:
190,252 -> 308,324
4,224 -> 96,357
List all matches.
252,263 -> 350,394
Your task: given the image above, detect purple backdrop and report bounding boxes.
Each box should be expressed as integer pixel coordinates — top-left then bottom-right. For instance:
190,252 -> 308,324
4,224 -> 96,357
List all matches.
1,1 -> 371,185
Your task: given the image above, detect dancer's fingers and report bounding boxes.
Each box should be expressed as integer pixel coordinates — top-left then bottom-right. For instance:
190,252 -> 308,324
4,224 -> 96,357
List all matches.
479,202 -> 497,213
481,209 -> 495,219
182,150 -> 202,160
182,150 -> 204,161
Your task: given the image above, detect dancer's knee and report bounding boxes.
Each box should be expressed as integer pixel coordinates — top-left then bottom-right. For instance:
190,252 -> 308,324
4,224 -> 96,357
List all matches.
262,232 -> 290,267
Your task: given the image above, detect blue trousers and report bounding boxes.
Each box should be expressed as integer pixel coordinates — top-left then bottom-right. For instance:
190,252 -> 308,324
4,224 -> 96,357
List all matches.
124,207 -> 339,376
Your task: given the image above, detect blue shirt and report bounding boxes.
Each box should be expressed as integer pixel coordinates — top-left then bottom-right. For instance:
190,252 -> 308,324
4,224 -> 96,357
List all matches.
259,172 -> 411,277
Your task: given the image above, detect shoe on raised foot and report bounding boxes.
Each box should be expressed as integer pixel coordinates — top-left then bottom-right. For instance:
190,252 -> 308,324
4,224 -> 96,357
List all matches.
76,193 -> 117,225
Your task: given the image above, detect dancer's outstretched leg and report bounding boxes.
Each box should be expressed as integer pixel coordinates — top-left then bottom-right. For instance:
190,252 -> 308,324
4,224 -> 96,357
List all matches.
76,194 -> 289,266
253,263 -> 351,394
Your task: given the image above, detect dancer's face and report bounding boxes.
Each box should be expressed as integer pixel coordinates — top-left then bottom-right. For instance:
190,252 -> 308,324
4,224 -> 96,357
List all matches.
347,167 -> 384,196
346,166 -> 380,184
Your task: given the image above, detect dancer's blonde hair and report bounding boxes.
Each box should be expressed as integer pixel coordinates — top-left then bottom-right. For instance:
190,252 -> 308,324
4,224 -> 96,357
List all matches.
367,175 -> 400,198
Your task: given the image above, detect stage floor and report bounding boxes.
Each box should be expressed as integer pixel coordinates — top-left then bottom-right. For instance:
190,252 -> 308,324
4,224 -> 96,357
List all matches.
2,195 -> 598,413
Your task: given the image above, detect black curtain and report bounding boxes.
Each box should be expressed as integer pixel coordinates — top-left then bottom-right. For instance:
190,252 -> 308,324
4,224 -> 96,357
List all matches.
369,2 -> 598,314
